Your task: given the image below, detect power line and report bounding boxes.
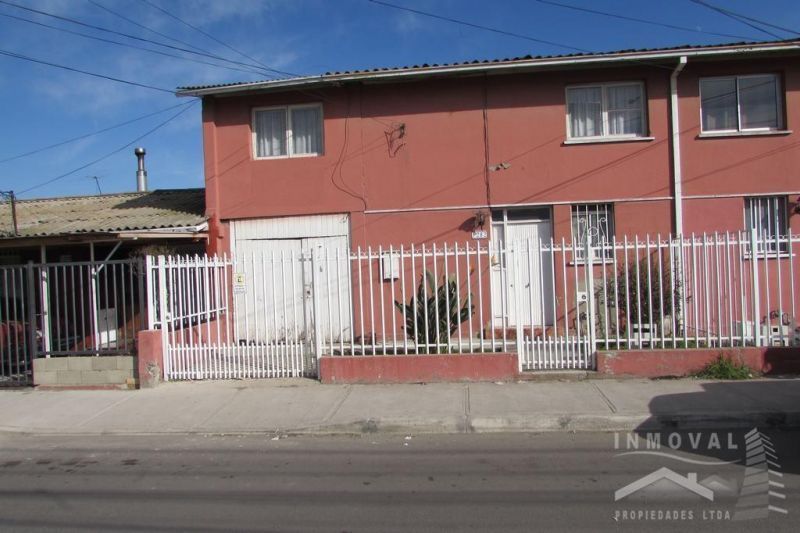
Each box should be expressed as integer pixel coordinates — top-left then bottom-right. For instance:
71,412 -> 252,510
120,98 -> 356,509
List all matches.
0,0 -> 278,78
0,101 -> 192,165
0,11 -> 269,77
137,0 -> 297,78
534,0 -> 755,41
134,0 -> 397,130
689,0 -> 785,40
367,0 -> 589,54
18,100 -> 198,196
366,0 -> 684,73
689,0 -> 799,37
0,47 -> 177,93
86,0 -> 213,56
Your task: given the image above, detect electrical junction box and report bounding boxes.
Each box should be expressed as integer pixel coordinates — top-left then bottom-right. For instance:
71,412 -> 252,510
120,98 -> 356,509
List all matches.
381,253 -> 400,280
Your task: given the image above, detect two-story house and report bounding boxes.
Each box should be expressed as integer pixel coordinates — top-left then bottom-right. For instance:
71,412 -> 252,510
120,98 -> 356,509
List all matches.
180,39 -> 799,257
167,39 -> 800,379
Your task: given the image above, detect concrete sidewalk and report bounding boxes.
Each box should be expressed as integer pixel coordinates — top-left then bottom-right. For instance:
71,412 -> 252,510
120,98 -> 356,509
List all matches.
1,377 -> 799,436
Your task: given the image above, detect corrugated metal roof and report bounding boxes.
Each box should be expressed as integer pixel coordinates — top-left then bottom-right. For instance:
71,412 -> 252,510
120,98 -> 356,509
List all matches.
0,189 -> 206,239
177,38 -> 800,95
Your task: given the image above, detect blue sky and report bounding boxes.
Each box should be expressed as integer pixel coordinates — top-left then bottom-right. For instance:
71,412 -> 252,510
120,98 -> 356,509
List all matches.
0,0 -> 798,199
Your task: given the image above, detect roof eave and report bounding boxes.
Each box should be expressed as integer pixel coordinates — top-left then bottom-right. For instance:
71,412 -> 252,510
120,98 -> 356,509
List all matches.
177,41 -> 800,98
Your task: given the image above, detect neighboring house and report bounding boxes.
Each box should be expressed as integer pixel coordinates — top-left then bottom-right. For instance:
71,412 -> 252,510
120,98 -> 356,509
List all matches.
0,188 -> 206,385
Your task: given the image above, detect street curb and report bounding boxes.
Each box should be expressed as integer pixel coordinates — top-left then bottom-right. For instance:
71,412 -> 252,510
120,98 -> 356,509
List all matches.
2,411 -> 799,437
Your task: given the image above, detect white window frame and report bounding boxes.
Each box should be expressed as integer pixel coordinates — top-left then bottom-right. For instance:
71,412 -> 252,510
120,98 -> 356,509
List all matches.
565,81 -> 647,141
744,196 -> 789,256
571,203 -> 615,262
251,103 -> 324,159
699,74 -> 783,134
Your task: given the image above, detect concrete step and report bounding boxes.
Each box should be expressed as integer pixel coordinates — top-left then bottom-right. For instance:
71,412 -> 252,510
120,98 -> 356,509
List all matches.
517,370 -> 594,382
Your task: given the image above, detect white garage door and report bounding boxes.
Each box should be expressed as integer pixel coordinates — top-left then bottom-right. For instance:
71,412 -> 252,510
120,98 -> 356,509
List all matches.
230,215 -> 351,349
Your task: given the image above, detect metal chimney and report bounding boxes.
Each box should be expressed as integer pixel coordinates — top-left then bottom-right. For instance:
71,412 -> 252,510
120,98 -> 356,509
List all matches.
134,147 -> 147,192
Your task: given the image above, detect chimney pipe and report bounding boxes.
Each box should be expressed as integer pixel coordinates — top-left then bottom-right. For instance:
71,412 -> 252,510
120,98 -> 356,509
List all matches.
134,147 -> 147,192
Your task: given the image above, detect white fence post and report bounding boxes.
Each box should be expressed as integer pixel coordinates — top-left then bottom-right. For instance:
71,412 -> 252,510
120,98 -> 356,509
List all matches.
512,243 -> 526,372
311,247 -> 323,364
585,232 -> 596,362
145,255 -> 155,330
156,255 -> 170,380
749,229 -> 762,347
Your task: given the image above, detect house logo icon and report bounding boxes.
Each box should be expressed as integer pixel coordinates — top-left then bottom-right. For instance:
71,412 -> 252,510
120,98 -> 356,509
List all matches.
615,467 -> 714,502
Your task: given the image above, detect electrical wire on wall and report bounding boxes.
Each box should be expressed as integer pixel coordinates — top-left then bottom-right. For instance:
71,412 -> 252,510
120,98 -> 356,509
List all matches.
482,74 -> 492,210
328,87 -> 368,212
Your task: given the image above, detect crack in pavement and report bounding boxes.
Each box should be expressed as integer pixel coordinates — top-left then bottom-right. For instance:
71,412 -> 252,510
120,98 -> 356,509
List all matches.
591,383 -> 618,413
322,385 -> 352,423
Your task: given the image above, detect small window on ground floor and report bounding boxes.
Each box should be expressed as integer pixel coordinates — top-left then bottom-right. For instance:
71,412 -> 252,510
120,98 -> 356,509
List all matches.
745,196 -> 788,254
572,204 -> 614,260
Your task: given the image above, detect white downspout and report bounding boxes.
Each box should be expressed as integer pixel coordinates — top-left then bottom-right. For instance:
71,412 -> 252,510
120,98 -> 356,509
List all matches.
670,56 -> 687,237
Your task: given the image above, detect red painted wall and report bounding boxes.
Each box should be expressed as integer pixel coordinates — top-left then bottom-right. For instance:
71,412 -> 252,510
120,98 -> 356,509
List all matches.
202,65 -> 686,252
203,58 -> 799,253
597,346 -> 800,377
319,352 -> 518,384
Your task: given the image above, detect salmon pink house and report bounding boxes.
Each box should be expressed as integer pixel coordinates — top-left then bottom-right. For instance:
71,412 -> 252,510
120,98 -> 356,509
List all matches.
165,39 -> 800,382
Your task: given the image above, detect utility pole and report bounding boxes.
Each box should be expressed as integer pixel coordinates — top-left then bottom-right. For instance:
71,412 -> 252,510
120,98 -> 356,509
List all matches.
0,190 -> 18,236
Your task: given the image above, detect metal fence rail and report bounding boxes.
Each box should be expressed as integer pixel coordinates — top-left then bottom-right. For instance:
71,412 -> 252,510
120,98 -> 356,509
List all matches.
1,258 -> 146,385
147,231 -> 800,380
147,255 -> 307,381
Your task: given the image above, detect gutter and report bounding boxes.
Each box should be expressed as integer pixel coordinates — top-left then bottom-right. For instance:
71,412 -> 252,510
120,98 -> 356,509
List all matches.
177,41 -> 800,97
670,56 -> 688,237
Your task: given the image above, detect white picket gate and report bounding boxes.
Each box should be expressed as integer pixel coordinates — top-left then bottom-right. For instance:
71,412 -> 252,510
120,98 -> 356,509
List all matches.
147,231 -> 800,380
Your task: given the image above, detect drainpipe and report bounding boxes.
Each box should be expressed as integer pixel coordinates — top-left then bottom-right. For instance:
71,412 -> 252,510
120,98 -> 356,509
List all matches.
670,56 -> 688,340
670,56 -> 687,237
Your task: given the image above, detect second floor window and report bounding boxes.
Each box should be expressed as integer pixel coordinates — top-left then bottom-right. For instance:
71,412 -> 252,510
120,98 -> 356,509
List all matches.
253,104 -> 323,158
572,204 -> 615,260
566,82 -> 646,140
700,74 -> 782,133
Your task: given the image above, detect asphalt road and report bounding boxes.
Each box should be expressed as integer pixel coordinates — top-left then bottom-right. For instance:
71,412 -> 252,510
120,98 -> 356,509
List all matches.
0,429 -> 797,532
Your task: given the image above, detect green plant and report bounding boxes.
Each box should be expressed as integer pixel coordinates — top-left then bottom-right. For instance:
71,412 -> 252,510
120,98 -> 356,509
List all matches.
594,252 -> 682,337
394,270 -> 473,354
695,354 -> 753,380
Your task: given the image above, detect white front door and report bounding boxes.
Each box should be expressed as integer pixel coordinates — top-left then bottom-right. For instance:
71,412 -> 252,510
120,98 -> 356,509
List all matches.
491,209 -> 555,329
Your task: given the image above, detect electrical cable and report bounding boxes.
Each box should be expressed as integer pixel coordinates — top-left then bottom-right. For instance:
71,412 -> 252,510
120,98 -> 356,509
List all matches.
689,0 -> 786,40
534,0 -> 755,41
18,100 -> 198,196
137,0 -> 298,78
0,102 -> 192,165
86,0 -> 213,56
0,11 -> 270,77
0,47 -> 177,93
0,0 -> 279,77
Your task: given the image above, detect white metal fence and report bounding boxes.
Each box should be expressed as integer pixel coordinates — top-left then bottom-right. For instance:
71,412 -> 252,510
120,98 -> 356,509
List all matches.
147,231 -> 800,380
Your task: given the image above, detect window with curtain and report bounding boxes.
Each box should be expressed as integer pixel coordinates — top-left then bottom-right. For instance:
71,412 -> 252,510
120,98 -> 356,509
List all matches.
572,204 -> 614,260
745,196 -> 788,254
566,83 -> 645,140
253,104 -> 323,158
700,74 -> 782,133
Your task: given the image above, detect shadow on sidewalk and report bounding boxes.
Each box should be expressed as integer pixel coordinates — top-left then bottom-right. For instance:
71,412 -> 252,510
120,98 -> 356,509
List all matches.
630,379 -> 800,474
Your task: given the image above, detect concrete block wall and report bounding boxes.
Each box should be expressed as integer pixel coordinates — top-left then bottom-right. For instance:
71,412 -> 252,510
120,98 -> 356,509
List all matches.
33,356 -> 136,389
